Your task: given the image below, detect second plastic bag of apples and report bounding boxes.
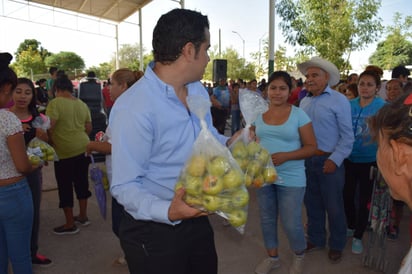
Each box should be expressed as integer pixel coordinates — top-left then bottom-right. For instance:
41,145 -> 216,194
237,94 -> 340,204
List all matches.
176,95 -> 249,233
229,89 -> 280,188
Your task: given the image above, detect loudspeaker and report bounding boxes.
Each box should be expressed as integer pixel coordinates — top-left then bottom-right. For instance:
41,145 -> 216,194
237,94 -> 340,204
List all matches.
213,59 -> 227,83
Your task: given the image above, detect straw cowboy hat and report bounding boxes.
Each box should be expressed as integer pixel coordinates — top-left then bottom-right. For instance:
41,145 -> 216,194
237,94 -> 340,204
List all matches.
298,56 -> 340,87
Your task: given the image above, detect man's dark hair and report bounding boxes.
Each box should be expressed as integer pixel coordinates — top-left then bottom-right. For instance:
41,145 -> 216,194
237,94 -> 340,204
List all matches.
0,52 -> 17,90
392,65 -> 410,79
49,66 -> 58,75
152,9 -> 209,64
53,73 -> 73,93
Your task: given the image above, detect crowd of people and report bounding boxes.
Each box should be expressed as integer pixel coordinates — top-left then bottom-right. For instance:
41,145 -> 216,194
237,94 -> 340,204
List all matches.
1,7 -> 412,274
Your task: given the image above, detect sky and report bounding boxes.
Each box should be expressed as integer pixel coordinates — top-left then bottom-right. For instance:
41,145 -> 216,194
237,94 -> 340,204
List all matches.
1,0 -> 411,74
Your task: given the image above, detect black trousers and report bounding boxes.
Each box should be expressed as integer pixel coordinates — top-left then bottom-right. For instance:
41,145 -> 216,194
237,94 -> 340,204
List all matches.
54,153 -> 91,208
211,107 -> 229,134
343,160 -> 375,239
119,213 -> 217,274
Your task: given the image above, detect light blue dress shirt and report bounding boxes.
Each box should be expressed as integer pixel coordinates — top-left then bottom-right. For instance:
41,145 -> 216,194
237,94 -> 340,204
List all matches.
300,86 -> 354,166
109,62 -> 229,225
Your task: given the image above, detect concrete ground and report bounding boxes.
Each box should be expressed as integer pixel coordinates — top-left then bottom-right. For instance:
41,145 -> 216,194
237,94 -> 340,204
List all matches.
6,163 -> 407,274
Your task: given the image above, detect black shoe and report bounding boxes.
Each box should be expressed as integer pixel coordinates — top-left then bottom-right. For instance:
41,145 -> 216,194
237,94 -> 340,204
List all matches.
32,254 -> 53,267
328,250 -> 342,264
53,225 -> 79,235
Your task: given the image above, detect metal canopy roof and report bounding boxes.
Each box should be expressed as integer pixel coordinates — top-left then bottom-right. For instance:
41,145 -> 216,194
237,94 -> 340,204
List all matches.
28,0 -> 153,23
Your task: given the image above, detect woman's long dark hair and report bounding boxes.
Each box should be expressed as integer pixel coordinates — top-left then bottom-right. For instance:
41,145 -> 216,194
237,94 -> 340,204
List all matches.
16,77 -> 40,117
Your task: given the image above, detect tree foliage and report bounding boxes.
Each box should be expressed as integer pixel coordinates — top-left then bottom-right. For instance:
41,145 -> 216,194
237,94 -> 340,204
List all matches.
45,52 -> 85,78
276,0 -> 383,71
12,39 -> 50,78
11,47 -> 47,79
87,62 -> 114,80
15,39 -> 50,62
110,43 -> 152,71
369,13 -> 412,70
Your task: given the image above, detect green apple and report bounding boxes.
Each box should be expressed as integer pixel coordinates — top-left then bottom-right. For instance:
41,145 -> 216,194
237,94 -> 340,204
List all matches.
227,209 -> 247,227
247,141 -> 262,157
184,194 -> 203,207
207,156 -> 231,177
218,197 -> 234,213
234,156 -> 249,171
262,166 -> 278,184
257,149 -> 270,165
184,175 -> 203,195
247,160 -> 262,177
244,174 -> 253,187
222,169 -> 244,189
202,195 -> 222,212
202,175 -> 224,195
231,141 -> 248,159
231,188 -> 249,208
29,154 -> 42,165
252,174 -> 264,188
186,155 -> 207,177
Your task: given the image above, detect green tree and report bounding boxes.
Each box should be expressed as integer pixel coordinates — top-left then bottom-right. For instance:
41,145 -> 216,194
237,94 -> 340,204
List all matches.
276,0 -> 383,71
88,62 -> 114,80
12,39 -> 50,78
45,52 -> 85,79
111,43 -> 152,70
11,47 -> 47,79
369,13 -> 412,70
15,39 -> 50,62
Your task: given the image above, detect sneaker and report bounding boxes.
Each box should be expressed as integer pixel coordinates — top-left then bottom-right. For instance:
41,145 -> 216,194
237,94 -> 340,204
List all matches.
53,225 -> 79,235
387,226 -> 399,241
74,216 -> 91,226
32,254 -> 52,267
352,238 -> 363,254
347,228 -> 354,238
255,257 -> 280,274
289,254 -> 304,274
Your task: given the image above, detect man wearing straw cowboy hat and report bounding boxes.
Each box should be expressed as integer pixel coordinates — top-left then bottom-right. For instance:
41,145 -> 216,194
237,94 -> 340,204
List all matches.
298,57 -> 354,263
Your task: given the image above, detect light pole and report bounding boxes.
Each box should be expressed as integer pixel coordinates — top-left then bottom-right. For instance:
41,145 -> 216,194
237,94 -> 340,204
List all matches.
232,30 -> 245,61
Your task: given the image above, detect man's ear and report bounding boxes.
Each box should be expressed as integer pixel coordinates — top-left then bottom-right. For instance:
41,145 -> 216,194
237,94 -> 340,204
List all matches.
181,42 -> 195,60
390,139 -> 412,177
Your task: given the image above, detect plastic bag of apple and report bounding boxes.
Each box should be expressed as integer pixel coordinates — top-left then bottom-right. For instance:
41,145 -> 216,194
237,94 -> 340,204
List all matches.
175,94 -> 249,233
229,89 -> 280,187
27,137 -> 58,163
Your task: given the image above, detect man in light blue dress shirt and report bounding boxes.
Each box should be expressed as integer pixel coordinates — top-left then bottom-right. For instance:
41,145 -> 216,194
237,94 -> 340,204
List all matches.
109,9 -> 239,274
298,57 -> 354,264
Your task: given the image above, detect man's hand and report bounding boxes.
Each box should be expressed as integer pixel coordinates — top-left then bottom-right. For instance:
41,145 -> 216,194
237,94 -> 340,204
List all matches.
168,188 -> 207,222
323,159 -> 337,174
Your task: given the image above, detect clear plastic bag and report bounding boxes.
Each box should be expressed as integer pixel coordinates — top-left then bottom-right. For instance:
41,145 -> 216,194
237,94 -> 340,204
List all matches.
229,89 -> 280,187
31,114 -> 51,131
175,94 -> 249,233
27,138 -> 58,162
28,114 -> 58,162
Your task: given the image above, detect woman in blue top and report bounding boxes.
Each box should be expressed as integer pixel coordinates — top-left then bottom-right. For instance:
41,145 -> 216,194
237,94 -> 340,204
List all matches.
343,70 -> 386,255
253,71 -> 317,274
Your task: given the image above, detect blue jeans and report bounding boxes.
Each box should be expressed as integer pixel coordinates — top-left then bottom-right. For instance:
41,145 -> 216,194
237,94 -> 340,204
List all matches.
0,178 -> 33,274
257,184 -> 306,253
304,155 -> 347,251
231,109 -> 241,135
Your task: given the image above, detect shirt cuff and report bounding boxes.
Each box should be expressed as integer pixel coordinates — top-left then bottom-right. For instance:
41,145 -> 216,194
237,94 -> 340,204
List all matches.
150,199 -> 181,226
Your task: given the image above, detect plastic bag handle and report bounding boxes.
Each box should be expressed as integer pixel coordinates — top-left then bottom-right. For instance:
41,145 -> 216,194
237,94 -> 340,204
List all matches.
90,154 -> 96,166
